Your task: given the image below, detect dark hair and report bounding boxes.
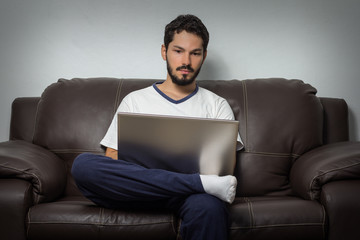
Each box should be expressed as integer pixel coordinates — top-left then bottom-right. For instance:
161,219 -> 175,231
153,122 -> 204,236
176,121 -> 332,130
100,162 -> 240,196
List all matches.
164,14 -> 209,52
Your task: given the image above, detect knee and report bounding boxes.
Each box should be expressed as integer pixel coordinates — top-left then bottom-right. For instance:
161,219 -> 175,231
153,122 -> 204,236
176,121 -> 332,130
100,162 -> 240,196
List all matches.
182,193 -> 228,219
71,153 -> 100,184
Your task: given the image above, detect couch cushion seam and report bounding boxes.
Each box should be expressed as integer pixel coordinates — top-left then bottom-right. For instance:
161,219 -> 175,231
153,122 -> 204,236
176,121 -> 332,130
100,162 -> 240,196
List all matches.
170,214 -> 177,236
50,148 -> 102,151
50,149 -> 103,153
242,80 -> 249,150
27,220 -> 174,226
245,197 -> 254,228
114,79 -> 124,114
27,205 -> 32,236
321,204 -> 326,239
176,218 -> 182,240
31,99 -> 40,143
316,161 -> 360,177
230,222 -> 325,230
98,207 -> 103,236
244,151 -> 300,158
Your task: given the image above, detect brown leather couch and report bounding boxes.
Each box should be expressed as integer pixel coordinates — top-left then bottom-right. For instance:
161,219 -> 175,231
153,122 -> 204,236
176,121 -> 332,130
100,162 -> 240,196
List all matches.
1,78 -> 360,240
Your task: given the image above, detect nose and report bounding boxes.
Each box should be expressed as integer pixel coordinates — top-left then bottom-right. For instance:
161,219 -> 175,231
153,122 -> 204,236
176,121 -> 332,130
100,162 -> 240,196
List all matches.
182,52 -> 191,66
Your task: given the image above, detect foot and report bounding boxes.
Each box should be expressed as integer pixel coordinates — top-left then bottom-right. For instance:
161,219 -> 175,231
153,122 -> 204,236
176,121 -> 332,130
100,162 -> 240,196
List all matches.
200,175 -> 237,204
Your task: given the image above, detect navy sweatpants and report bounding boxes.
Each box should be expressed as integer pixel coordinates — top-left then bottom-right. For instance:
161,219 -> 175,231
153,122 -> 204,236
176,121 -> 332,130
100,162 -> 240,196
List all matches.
71,153 -> 229,240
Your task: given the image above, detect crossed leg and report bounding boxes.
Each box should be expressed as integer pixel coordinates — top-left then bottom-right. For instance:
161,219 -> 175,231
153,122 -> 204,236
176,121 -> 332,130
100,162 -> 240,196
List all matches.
71,153 -> 235,239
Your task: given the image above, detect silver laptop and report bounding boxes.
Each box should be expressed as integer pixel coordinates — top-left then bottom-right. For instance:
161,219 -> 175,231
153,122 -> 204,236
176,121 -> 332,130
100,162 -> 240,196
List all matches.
117,113 -> 239,176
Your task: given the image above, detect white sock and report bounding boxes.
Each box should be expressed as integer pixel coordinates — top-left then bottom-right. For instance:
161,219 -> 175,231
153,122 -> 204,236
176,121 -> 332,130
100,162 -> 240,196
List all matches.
199,175 -> 237,204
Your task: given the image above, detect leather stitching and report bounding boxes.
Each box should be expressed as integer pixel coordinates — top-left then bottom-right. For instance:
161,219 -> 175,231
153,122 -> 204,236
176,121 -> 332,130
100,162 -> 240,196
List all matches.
321,205 -> 326,240
169,214 -> 177,237
31,99 -> 41,143
176,218 -> 182,240
243,151 -> 300,159
0,165 -> 42,202
98,207 -> 103,237
245,197 -> 254,228
242,80 -> 249,151
230,222 -> 324,230
50,149 -> 102,154
230,197 -> 325,232
240,80 -> 303,159
114,79 -> 124,115
27,220 -> 174,226
310,161 -> 360,200
27,207 -> 32,236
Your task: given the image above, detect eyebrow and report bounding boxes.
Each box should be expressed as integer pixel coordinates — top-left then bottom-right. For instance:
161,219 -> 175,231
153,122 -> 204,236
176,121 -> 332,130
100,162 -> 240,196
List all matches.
173,45 -> 203,53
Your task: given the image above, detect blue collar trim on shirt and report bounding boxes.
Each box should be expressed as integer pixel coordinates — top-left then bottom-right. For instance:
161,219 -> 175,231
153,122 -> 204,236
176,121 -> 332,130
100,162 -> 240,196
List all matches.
152,81 -> 199,104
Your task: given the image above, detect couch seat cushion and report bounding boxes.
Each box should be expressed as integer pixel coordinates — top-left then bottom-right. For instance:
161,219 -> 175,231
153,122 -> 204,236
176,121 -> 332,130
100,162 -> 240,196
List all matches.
229,196 -> 326,240
27,197 -> 177,240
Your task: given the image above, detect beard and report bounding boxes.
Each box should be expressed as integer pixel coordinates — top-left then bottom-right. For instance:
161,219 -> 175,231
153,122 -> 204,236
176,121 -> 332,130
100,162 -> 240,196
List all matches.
166,61 -> 202,86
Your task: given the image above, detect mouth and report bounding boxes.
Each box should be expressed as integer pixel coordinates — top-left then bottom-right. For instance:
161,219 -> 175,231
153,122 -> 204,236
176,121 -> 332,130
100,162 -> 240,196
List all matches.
179,69 -> 191,75
176,65 -> 194,75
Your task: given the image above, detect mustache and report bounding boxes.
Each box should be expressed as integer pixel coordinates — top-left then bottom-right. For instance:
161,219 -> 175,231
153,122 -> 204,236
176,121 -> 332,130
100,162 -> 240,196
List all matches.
176,65 -> 194,72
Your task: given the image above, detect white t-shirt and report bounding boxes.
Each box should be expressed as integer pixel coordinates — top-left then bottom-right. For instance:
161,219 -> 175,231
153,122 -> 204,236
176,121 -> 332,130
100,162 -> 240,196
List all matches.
100,81 -> 241,150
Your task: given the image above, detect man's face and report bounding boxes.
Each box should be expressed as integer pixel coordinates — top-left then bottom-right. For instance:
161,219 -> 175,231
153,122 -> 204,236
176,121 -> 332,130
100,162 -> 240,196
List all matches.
162,31 -> 207,86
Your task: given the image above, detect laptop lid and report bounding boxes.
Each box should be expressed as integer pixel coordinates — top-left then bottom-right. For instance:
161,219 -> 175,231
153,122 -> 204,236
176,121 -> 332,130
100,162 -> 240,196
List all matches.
117,113 -> 239,176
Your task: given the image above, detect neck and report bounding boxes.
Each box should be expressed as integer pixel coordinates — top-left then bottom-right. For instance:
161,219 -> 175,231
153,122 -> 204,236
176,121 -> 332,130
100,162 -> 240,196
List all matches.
157,76 -> 197,100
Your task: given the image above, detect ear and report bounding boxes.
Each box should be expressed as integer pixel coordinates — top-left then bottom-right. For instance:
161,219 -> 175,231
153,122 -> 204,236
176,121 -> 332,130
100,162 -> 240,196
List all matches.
161,44 -> 167,60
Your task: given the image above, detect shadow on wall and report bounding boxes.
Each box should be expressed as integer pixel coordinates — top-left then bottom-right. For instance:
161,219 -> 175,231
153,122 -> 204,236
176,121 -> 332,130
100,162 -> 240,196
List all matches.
197,52 -> 230,80
197,51 -> 359,141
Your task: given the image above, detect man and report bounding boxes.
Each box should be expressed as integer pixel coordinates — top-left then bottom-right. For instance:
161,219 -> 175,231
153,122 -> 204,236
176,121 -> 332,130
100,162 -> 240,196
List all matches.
72,14 -> 239,240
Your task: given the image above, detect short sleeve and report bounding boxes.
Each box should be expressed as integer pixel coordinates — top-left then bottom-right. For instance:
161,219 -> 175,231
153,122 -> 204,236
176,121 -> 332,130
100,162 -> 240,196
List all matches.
217,98 -> 243,144
100,97 -> 131,150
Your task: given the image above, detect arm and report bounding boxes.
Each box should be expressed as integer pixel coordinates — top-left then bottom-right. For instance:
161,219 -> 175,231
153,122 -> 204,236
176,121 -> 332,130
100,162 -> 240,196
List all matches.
290,141 -> 360,201
0,140 -> 66,204
101,97 -> 132,155
105,147 -> 118,160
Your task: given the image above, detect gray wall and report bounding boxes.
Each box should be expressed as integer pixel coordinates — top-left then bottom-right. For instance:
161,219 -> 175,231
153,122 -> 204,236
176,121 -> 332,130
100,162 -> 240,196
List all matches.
1,0 -> 359,141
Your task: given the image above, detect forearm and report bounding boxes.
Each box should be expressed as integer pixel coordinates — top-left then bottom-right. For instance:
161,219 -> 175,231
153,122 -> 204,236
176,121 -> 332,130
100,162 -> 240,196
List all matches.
105,147 -> 118,160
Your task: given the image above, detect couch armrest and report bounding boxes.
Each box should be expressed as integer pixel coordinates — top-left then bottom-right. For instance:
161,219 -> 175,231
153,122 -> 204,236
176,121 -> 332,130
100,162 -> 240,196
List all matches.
321,180 -> 360,240
290,141 -> 360,200
0,179 -> 33,240
0,140 -> 66,203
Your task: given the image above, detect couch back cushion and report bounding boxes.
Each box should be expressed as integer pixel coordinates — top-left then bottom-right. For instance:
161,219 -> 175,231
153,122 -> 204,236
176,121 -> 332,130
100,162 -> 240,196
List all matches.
232,79 -> 323,196
33,78 -> 158,195
33,78 -> 323,197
